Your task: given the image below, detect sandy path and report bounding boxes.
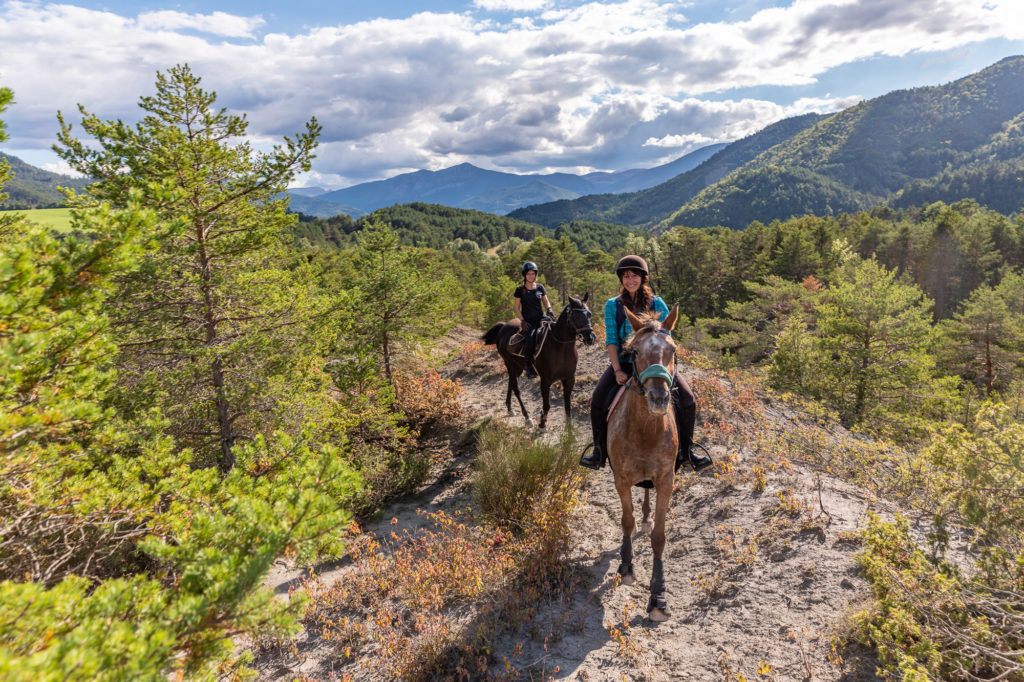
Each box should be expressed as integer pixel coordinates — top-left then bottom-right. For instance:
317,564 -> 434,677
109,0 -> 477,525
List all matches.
259,325 -> 886,680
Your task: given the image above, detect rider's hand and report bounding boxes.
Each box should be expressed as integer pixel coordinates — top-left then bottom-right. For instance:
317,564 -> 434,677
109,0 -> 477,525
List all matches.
614,369 -> 627,384
519,319 -> 527,331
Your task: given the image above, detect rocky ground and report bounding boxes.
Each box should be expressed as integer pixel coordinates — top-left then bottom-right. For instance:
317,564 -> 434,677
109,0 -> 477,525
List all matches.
259,323 -> 892,681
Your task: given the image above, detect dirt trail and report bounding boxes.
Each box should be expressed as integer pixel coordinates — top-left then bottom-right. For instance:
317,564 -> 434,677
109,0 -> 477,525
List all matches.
261,325 -> 886,681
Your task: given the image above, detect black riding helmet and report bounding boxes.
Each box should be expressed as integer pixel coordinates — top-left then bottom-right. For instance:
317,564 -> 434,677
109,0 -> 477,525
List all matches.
615,255 -> 648,278
522,261 -> 539,275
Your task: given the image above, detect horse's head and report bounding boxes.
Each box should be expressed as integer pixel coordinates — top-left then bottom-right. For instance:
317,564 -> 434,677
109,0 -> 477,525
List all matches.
565,292 -> 597,346
623,303 -> 680,416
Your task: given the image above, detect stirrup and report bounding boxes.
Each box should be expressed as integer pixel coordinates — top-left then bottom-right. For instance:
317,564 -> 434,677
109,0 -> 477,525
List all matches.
677,442 -> 713,473
579,442 -> 605,470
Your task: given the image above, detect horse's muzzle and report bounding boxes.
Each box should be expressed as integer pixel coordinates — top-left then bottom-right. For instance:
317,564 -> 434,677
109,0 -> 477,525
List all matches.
646,389 -> 671,415
582,331 -> 597,346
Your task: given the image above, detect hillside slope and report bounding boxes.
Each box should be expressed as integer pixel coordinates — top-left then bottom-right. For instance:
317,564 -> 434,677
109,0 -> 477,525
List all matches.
509,113 -> 824,228
0,153 -> 91,208
664,55 -> 1024,229
250,326 -> 953,680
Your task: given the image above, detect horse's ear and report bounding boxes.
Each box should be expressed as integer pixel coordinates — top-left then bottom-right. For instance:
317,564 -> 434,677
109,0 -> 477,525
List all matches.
662,303 -> 680,332
582,291 -> 590,303
623,305 -> 643,331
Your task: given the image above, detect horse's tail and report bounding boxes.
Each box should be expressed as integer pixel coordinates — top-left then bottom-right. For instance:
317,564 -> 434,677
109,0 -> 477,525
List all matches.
482,323 -> 504,346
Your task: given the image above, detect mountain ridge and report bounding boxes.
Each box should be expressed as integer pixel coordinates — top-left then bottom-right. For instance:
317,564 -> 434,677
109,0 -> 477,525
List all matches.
311,144 -> 726,217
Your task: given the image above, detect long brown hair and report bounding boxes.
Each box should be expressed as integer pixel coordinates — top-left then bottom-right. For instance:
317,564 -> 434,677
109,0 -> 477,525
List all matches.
618,275 -> 653,313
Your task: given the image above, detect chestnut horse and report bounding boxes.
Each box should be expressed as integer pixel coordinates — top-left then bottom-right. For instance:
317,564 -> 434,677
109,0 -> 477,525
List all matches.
607,303 -> 681,621
482,294 -> 596,429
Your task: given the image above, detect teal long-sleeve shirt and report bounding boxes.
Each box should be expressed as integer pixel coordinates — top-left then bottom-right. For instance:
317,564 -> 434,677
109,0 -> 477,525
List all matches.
604,295 -> 669,361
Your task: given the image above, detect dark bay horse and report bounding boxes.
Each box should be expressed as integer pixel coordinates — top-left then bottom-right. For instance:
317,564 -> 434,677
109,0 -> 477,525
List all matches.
482,294 -> 596,429
607,303 -> 681,621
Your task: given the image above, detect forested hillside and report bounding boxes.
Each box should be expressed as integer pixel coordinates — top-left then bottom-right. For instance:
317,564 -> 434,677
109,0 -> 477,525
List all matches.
661,55 -> 1024,229
511,56 -> 1024,231
292,201 -> 548,250
0,152 -> 90,208
509,113 -> 824,228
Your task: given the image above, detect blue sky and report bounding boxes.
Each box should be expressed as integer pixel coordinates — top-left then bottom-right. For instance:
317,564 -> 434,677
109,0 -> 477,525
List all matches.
1,0 -> 1023,189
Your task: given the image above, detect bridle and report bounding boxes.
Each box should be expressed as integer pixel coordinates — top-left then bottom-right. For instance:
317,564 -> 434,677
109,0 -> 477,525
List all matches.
551,302 -> 594,344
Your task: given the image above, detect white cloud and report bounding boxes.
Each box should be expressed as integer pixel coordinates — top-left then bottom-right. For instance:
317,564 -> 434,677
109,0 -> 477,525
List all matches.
474,0 -> 550,11
644,132 -> 716,148
136,10 -> 265,38
1,0 -> 1022,187
41,159 -> 85,177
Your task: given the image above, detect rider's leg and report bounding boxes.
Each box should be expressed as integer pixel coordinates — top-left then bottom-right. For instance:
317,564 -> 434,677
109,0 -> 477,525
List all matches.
523,321 -> 537,376
580,365 -> 618,469
672,374 -> 712,472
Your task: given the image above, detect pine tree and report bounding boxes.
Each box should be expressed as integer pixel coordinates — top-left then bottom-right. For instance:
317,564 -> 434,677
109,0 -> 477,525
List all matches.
945,285 -> 1022,395
2,83 -> 359,680
350,219 -> 455,393
815,257 -> 941,427
55,64 -> 325,472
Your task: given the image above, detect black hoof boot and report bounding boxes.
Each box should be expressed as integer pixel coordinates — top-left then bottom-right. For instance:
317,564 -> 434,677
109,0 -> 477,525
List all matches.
579,443 -> 606,470
647,593 -> 672,621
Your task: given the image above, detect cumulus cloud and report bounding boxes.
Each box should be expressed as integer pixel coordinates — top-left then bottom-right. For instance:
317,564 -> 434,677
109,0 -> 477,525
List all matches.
1,0 -> 1022,187
644,132 -> 716,148
41,159 -> 85,177
474,0 -> 550,10
136,10 -> 265,38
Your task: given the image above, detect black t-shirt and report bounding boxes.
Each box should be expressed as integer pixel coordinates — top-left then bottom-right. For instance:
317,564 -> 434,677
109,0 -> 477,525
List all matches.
514,283 -> 546,324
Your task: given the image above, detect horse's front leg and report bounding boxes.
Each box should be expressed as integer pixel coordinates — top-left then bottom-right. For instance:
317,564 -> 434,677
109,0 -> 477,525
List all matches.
615,480 -> 636,586
505,376 -> 514,417
640,488 -> 652,533
561,377 -> 574,429
647,474 -> 674,621
538,378 -> 551,429
509,373 -> 533,426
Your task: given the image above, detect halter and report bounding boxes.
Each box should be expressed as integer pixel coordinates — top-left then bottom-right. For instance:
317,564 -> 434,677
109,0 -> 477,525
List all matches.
626,329 -> 676,396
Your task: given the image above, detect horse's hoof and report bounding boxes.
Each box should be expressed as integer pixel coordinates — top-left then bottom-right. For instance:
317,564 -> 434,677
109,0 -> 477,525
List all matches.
647,595 -> 672,621
617,564 -> 635,585
648,606 -> 671,622
639,521 -> 652,535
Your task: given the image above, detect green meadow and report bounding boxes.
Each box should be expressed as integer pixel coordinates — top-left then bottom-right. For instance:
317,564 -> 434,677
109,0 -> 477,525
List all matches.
5,207 -> 74,232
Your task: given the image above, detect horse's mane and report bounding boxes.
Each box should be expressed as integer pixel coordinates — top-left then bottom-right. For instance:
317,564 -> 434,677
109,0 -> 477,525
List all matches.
623,313 -> 662,352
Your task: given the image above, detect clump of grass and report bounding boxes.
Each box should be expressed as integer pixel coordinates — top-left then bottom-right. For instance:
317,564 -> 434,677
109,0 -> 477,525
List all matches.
472,420 -> 585,534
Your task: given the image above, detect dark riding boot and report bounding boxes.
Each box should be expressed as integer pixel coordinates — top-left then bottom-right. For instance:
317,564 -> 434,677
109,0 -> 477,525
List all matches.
673,387 -> 712,472
579,397 -> 609,470
524,327 -> 537,378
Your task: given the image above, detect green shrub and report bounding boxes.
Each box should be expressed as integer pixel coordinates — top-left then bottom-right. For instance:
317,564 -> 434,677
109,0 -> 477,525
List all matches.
471,420 -> 585,534
855,403 -> 1024,679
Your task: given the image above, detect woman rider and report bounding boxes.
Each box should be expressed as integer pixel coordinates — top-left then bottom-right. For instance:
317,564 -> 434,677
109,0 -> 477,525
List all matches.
579,255 -> 712,472
513,261 -> 553,373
